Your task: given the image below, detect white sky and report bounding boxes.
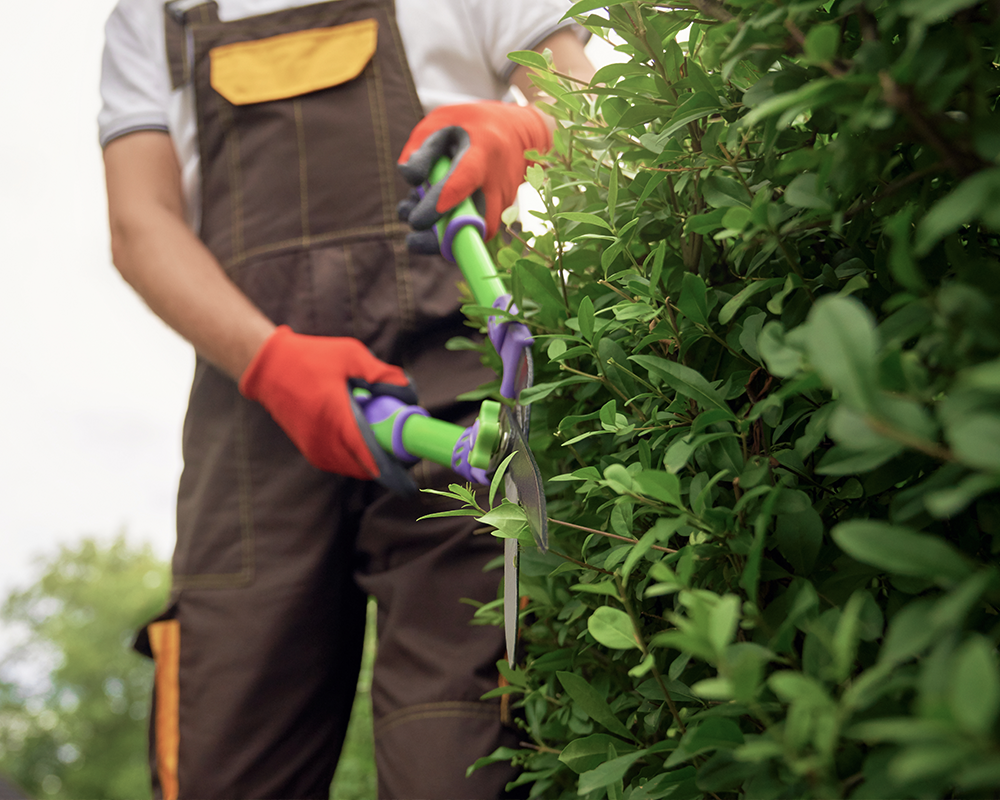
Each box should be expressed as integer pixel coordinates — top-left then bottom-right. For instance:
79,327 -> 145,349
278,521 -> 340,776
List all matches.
0,0 -> 622,642
0,0 -> 191,609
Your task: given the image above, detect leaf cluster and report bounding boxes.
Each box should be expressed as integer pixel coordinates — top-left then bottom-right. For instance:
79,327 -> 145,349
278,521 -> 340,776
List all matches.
453,1 -> 1000,797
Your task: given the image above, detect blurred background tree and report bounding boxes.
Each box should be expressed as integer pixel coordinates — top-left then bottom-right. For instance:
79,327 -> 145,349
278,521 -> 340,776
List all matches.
0,536 -> 378,799
0,536 -> 167,799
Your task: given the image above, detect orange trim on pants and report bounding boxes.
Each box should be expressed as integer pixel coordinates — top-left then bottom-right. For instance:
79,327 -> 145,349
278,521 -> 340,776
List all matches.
148,620 -> 181,800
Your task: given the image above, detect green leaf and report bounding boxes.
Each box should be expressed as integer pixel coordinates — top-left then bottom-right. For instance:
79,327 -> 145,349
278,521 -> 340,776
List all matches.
489,451 -> 517,508
497,659 -> 529,688
685,207 -> 728,234
803,24 -> 839,64
507,50 -> 549,71
556,211 -> 613,230
949,635 -> 1000,735
902,0 -> 982,25
557,671 -> 636,740
702,175 -> 751,209
547,338 -> 567,360
815,442 -> 903,475
515,259 -> 565,319
944,413 -> 1000,471
465,746 -> 520,778
572,580 -> 621,597
925,473 -> 1000,518
524,163 -> 545,192
600,399 -> 624,431
639,93 -> 721,154
766,274 -> 801,315
721,206 -> 752,231
608,160 -> 620,229
775,506 -> 823,575
803,296 -> 880,411
784,173 -> 832,211
718,279 -> 783,325
739,311 -> 767,361
958,760 -> 1000,790
612,300 -> 656,321
563,0 -> 633,19
848,717 -> 955,743
578,750 -> 648,795
879,599 -> 936,665
589,607 -> 639,651
741,77 -> 836,130
578,295 -> 596,343
829,592 -> 866,683
956,358 -> 1000,392
708,595 -> 741,656
684,59 -> 719,100
599,337 -> 639,400
669,718 -> 745,767
476,502 -> 528,539
628,653 -> 656,678
758,321 -> 805,377
889,743 -> 971,784
828,403 -> 899,452
768,671 -> 833,706
631,355 -> 736,419
915,168 -> 1000,255
559,734 -> 634,774
831,520 -> 972,587
519,375 -> 591,405
633,469 -> 682,506
664,431 -> 737,474
695,750 -> 760,793
678,272 -> 709,326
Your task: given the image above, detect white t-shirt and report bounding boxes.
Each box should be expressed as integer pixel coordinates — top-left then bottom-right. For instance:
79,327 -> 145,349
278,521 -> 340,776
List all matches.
99,0 -> 576,225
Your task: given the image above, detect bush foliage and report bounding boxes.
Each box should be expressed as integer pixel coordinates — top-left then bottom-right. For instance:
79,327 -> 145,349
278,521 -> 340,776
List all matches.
457,1 -> 1000,797
0,538 -> 168,799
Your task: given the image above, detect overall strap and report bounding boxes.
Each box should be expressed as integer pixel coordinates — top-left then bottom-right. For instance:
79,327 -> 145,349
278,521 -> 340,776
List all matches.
164,0 -> 220,90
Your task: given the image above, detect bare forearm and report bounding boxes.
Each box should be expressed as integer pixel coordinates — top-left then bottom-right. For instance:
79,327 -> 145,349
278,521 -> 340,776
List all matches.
110,204 -> 273,378
104,133 -> 274,380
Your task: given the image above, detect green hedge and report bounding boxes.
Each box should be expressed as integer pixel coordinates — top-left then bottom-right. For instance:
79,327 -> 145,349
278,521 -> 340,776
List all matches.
445,1 -> 1000,798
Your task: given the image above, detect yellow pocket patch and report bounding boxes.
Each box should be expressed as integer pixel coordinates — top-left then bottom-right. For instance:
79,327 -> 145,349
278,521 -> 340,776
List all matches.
210,18 -> 378,105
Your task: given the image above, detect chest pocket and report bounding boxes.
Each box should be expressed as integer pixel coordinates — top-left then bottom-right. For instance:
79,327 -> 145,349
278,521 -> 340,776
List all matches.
210,18 -> 378,105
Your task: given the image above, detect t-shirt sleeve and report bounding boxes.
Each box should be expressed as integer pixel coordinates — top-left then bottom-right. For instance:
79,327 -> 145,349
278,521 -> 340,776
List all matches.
98,0 -> 172,148
472,0 -> 587,82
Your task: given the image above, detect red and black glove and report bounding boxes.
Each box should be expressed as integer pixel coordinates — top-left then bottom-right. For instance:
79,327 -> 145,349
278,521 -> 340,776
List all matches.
397,101 -> 552,241
239,326 -> 414,479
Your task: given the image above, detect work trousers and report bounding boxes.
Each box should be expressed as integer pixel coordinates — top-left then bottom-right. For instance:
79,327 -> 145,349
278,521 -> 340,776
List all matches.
140,286 -> 519,798
140,0 -> 520,793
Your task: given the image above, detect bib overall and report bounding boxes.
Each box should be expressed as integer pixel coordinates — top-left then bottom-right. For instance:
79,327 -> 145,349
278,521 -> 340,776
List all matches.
138,2 -> 517,797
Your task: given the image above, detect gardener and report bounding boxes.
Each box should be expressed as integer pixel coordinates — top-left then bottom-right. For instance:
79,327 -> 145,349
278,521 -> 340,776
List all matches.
98,0 -> 593,797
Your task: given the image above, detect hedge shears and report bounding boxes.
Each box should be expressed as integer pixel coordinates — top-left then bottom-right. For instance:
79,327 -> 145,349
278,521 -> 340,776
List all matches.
351,159 -> 546,664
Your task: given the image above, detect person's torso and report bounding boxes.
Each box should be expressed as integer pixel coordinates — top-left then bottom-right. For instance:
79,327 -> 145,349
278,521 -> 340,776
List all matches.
174,0 -> 421,266
165,0 -> 522,227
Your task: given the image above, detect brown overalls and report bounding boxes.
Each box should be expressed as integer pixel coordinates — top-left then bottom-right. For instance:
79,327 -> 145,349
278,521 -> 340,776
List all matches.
136,2 -> 518,797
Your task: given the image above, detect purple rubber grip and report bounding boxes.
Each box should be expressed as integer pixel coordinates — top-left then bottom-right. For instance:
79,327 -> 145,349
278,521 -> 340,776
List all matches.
440,214 -> 487,263
360,394 -> 428,463
488,295 -> 534,399
362,394 -> 405,424
452,420 -> 489,485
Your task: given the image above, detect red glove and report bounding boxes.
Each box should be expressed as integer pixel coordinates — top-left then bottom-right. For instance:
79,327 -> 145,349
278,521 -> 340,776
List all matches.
398,102 -> 552,240
239,326 -> 413,480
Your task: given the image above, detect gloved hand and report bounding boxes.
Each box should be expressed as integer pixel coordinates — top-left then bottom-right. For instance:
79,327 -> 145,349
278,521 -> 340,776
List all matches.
397,101 -> 552,241
239,326 -> 415,479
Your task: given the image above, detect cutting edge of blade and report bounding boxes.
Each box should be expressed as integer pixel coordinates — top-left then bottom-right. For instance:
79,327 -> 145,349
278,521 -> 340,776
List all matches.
503,536 -> 519,666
